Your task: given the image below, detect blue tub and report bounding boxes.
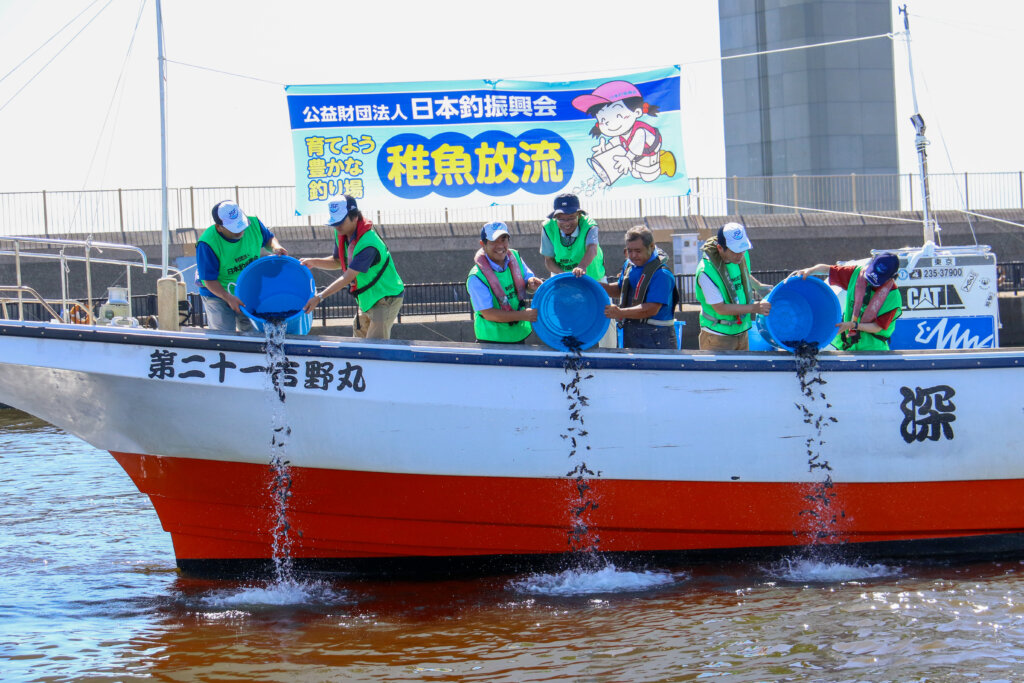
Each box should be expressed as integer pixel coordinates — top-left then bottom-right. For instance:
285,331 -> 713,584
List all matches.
234,255 -> 315,335
754,276 -> 842,352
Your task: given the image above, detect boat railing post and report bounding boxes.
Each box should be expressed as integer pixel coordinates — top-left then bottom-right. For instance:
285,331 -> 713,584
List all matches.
15,241 -> 24,321
84,240 -> 93,319
851,173 -> 857,213
792,174 -> 798,213
59,248 -> 68,323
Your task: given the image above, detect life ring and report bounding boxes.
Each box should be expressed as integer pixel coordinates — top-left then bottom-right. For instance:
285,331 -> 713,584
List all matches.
66,302 -> 92,325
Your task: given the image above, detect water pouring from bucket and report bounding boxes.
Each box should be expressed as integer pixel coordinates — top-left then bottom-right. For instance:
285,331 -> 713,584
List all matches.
234,255 -> 315,336
754,277 -> 842,352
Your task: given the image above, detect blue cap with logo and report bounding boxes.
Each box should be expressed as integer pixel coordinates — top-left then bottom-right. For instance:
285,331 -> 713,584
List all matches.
547,193 -> 585,219
864,252 -> 900,287
326,195 -> 359,226
481,221 -> 511,242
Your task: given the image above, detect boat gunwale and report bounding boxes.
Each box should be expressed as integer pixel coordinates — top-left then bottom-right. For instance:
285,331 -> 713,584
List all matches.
0,319 -> 1021,373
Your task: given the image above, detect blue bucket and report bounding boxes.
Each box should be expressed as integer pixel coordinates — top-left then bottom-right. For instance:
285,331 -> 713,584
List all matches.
532,273 -> 610,351
234,255 -> 315,335
754,276 -> 841,352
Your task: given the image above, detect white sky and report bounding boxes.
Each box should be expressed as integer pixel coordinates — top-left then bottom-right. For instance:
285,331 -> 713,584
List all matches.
0,0 -> 1021,194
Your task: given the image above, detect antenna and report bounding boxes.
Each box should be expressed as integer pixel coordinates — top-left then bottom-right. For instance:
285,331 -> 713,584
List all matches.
899,5 -> 940,246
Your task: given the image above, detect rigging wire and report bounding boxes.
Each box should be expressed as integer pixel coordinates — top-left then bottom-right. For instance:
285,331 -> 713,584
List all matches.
162,59 -> 284,86
912,44 -> 980,246
0,0 -> 105,86
161,32 -> 898,89
69,0 -> 149,233
704,193 -> 924,224
0,0 -> 117,115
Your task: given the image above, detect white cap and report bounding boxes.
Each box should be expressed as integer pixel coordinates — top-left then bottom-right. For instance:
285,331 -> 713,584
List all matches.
717,222 -> 752,253
326,194 -> 359,226
215,201 -> 249,234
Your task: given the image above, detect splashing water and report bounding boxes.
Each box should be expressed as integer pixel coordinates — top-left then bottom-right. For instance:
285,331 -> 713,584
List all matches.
262,320 -> 297,582
559,337 -> 600,556
509,563 -> 681,596
766,557 -> 902,583
197,578 -> 346,609
790,342 -> 845,548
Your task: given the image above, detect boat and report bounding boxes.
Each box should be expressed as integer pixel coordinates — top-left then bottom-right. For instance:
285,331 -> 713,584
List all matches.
0,319 -> 1022,576
1,4 -> 1022,579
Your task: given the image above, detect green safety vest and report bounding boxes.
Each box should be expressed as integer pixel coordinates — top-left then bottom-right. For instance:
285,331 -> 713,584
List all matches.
345,228 -> 405,311
835,265 -> 903,351
541,215 -> 606,280
467,249 -> 532,343
197,217 -> 265,292
694,251 -> 753,334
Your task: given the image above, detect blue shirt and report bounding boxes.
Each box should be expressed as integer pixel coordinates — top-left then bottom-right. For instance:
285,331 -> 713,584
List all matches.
468,251 -> 537,312
617,253 -> 675,322
196,221 -> 275,296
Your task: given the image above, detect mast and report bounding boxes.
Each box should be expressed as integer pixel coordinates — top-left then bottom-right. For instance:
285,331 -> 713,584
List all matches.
899,5 -> 940,246
156,0 -> 169,276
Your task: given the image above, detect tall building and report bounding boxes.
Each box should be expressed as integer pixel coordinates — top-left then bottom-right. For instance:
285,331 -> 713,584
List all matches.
719,0 -> 898,213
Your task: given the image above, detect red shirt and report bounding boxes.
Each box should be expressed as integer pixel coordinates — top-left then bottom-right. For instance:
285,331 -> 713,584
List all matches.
828,265 -> 898,330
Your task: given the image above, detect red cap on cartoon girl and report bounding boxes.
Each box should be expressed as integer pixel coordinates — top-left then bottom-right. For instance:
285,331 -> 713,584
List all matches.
571,81 -> 643,113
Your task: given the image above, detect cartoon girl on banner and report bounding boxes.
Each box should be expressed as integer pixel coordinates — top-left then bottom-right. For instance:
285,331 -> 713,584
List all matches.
571,80 -> 676,186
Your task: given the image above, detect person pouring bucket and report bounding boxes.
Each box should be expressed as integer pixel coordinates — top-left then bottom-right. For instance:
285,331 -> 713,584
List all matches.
695,222 -> 772,351
467,221 -> 543,344
196,200 -> 289,335
539,193 -> 616,348
301,194 -> 405,339
793,252 -> 903,351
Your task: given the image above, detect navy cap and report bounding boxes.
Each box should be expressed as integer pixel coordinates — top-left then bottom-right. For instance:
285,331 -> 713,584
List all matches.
864,252 -> 900,287
547,193 -> 584,219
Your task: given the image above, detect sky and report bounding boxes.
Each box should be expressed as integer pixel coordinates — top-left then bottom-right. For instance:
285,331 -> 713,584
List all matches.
0,0 -> 1022,196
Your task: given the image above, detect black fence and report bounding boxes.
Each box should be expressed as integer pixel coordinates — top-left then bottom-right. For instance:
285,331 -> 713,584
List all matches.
5,262 -> 1024,326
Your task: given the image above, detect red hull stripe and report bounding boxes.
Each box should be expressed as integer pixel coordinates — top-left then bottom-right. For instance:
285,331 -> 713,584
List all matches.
111,452 -> 1024,561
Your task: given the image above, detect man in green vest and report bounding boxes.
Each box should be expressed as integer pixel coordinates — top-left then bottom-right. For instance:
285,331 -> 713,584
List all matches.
540,193 -> 616,348
196,200 -> 288,334
540,193 -> 605,280
794,252 -> 903,351
695,222 -> 772,351
301,195 -> 405,339
467,221 -> 543,343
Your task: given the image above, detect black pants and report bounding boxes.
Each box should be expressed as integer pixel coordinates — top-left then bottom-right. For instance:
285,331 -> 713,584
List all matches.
622,320 -> 677,349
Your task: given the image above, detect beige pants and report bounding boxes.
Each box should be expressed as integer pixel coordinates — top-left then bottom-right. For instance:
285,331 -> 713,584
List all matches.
699,327 -> 749,351
353,295 -> 404,339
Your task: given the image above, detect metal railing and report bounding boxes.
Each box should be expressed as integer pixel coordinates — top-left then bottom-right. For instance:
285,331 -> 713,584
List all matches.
6,263 -> 1021,327
0,236 -> 192,324
5,172 -> 1024,237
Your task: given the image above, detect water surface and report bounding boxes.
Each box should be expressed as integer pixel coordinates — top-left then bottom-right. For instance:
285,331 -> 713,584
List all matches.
2,410 -> 1024,682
